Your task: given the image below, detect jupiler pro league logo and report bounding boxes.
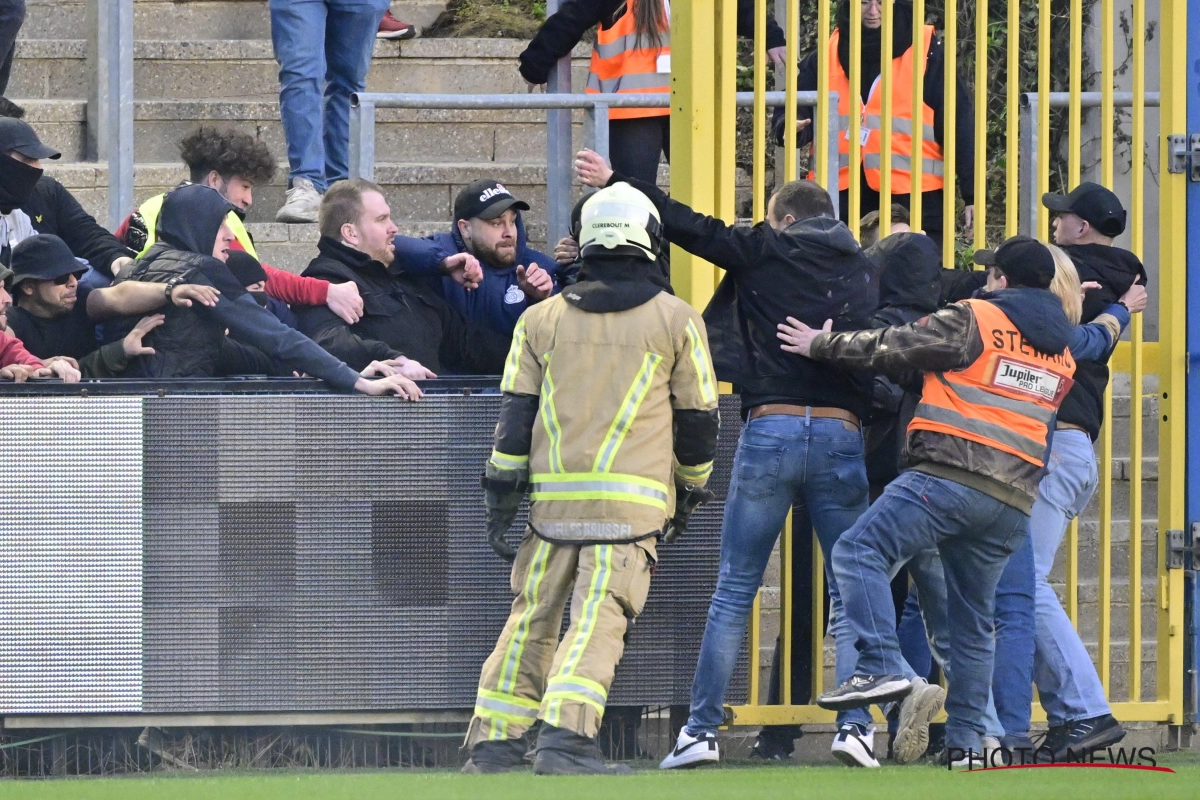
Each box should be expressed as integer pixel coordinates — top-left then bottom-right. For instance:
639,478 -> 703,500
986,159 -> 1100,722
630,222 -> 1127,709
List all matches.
992,358 -> 1062,401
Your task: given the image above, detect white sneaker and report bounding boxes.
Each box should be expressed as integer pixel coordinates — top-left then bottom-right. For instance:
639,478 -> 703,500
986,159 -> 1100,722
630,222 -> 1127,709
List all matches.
659,728 -> 719,769
831,723 -> 880,768
948,737 -> 1001,770
275,177 -> 322,223
892,678 -> 946,764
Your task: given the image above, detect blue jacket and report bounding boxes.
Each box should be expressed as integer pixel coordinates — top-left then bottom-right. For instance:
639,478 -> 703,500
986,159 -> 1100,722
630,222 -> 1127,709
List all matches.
391,213 -> 559,336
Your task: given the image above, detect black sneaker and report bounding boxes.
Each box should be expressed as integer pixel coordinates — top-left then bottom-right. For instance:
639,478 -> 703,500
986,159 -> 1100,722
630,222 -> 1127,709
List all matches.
462,739 -> 527,773
998,734 -> 1038,765
748,729 -> 796,761
817,674 -> 912,711
1034,724 -> 1067,761
1053,714 -> 1126,762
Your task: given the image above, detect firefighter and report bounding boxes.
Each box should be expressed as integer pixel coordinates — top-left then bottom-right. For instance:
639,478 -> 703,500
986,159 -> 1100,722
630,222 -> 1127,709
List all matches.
776,0 -> 975,249
777,236 -> 1076,764
518,0 -> 788,186
461,182 -> 721,775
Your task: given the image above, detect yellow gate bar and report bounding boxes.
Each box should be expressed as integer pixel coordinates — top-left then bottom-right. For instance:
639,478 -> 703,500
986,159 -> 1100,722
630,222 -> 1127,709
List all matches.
1157,0 -> 1187,724
1036,0 -> 1050,240
941,0 -> 956,266
780,510 -> 794,707
783,0 -> 799,185
1128,0 -> 1146,703
751,0 -> 766,224
815,0 -> 831,190
848,0 -> 862,238
879,0 -> 894,240
973,0 -> 986,249
910,0 -> 925,231
1068,0 -> 1082,187
1004,0 -> 1017,237
811,535 -> 825,699
714,0 -> 738,225
1100,0 -> 1114,186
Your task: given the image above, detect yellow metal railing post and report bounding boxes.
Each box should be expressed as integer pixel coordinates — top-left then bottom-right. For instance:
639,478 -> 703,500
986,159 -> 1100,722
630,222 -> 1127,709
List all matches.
910,0 -> 924,231
1127,0 -> 1145,704
783,0 -> 799,184
972,0 -> 986,249
815,0 -> 831,191
752,0 -> 766,223
1004,0 -> 1017,237
714,0 -> 738,225
780,511 -> 794,708
1157,0 -> 1187,724
1068,0 -> 1081,188
669,0 -> 718,310
811,536 -> 825,700
941,0 -> 956,266
1036,0 -> 1050,241
848,0 -> 862,238
879,0 -> 893,239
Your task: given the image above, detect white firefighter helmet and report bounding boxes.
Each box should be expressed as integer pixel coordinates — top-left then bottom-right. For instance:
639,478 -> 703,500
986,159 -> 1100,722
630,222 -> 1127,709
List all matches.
578,182 -> 663,261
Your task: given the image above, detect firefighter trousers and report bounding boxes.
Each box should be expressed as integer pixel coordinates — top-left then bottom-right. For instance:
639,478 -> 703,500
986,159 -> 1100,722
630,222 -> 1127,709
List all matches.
464,531 -> 656,747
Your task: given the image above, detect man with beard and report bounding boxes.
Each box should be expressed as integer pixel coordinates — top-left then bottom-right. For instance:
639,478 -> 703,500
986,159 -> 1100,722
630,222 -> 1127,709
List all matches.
113,183 -> 421,399
392,180 -> 559,335
0,259 -> 78,382
298,179 -> 509,376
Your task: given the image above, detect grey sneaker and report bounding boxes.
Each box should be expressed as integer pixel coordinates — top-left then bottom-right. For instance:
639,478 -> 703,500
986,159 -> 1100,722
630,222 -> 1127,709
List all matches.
275,177 -> 322,223
892,678 -> 946,765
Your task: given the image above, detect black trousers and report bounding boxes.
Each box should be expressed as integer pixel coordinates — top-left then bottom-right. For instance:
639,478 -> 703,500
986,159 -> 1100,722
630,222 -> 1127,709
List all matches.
609,116 -> 671,186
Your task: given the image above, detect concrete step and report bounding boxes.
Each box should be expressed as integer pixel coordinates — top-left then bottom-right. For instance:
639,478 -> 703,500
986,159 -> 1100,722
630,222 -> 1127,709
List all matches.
10,38 -> 590,101
23,0 -> 447,41
15,99 -> 87,161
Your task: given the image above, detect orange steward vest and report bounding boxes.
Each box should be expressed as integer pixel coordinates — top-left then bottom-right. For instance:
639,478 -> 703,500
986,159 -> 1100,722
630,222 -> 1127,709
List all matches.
908,300 -> 1076,468
811,26 -> 944,193
586,0 -> 670,120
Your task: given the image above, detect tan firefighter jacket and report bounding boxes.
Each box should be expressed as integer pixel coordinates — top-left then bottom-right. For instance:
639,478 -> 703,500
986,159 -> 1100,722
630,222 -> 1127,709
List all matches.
491,290 -> 720,543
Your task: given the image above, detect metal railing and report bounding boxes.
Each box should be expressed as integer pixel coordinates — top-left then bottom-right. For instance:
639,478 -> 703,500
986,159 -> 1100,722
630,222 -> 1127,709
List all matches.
93,0 -> 134,232
348,91 -> 841,244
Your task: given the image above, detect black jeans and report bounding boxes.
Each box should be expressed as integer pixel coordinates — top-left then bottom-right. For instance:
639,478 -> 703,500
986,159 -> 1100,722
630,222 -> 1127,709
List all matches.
0,0 -> 24,95
609,115 -> 670,186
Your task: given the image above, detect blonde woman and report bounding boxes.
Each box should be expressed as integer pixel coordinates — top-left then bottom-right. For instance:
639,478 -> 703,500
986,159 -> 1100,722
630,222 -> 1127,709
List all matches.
987,242 -> 1146,756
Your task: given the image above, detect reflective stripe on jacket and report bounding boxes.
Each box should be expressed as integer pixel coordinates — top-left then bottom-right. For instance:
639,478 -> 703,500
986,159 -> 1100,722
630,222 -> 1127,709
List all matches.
585,0 -> 671,120
811,26 -> 944,193
908,299 -> 1075,468
136,192 -> 257,260
496,291 -> 719,541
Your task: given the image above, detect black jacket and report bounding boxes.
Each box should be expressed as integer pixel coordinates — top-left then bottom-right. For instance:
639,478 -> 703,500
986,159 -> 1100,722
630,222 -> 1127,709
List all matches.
1056,243 -> 1147,440
24,176 -> 135,277
6,302 -> 131,378
297,237 -> 510,375
518,0 -> 786,85
610,173 -> 878,419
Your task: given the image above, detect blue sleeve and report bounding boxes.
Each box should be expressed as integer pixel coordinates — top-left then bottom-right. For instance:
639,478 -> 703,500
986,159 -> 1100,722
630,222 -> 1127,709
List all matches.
1067,325 -> 1112,362
1104,302 -> 1131,333
391,232 -> 457,277
214,293 -> 361,392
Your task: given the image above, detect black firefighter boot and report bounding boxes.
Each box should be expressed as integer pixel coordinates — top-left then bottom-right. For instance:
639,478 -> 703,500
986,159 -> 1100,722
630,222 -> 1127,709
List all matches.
533,724 -> 633,775
462,738 -> 527,774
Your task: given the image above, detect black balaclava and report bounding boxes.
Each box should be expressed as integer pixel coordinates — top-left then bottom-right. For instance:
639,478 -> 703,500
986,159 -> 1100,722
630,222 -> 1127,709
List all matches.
156,183 -> 236,256
836,0 -> 915,102
0,152 -> 43,214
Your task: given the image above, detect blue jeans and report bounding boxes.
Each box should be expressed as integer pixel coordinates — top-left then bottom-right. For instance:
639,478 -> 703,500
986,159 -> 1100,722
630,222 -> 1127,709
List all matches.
1029,430 -> 1110,725
897,584 -> 932,679
830,470 -> 1028,751
686,414 -> 870,734
269,0 -> 389,191
991,535 -> 1035,737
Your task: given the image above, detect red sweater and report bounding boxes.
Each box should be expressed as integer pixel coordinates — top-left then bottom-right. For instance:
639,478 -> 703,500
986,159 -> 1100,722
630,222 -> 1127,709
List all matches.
0,330 -> 44,368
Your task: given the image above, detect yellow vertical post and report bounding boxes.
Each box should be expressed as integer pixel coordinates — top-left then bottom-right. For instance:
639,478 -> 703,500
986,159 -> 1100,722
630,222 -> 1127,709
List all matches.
879,0 -> 893,239
1004,0 -> 1017,237
1068,0 -> 1081,187
1095,0 -> 1115,695
816,0 -> 831,190
972,0 -> 986,249
1067,518 -> 1079,625
941,0 -> 956,266
783,0 -> 799,184
848,0 -> 862,238
1157,0 -> 1187,723
811,537 -> 825,699
749,590 -> 762,703
752,0 -> 767,223
669,0 -> 717,310
1036,0 -> 1050,241
714,0 -> 738,224
780,510 -> 793,707
909,0 -> 924,231
1127,0 -> 1145,704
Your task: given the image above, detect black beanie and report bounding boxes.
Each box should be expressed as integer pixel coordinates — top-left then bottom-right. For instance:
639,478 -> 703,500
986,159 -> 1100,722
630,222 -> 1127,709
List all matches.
225,250 -> 267,287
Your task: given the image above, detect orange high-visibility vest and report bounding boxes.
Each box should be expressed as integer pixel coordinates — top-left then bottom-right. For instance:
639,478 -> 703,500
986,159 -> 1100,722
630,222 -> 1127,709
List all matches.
810,26 -> 944,193
862,24 -> 944,193
908,300 -> 1076,468
586,0 -> 671,120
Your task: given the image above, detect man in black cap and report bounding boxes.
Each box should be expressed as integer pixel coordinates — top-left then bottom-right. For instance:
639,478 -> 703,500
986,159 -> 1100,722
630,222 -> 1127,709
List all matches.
391,178 -> 559,335
983,182 -> 1145,760
298,178 -> 510,377
0,114 -> 137,278
777,236 -> 1077,765
5,233 -> 228,378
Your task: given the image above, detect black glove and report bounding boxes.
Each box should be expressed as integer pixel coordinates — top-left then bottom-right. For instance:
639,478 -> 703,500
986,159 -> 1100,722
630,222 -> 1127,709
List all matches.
482,472 -> 526,561
662,481 -> 714,544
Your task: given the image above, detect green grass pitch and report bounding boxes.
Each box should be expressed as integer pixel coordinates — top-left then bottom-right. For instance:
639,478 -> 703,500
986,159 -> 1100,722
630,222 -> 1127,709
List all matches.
4,752 -> 1199,800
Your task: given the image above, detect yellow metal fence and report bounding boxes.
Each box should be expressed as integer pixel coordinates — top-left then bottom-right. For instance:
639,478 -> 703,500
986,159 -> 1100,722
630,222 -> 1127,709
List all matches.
668,0 -> 1188,727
